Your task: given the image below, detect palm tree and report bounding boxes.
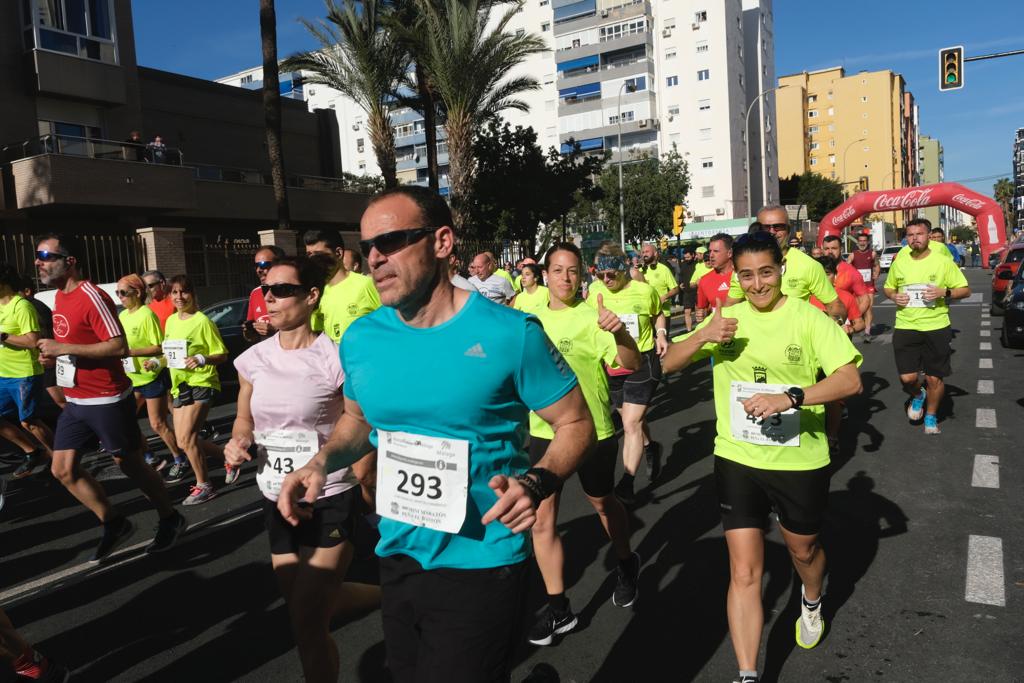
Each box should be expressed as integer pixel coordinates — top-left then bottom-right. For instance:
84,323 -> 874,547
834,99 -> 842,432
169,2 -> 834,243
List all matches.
260,0 -> 290,228
284,0 -> 410,188
403,0 -> 546,231
994,177 -> 1014,230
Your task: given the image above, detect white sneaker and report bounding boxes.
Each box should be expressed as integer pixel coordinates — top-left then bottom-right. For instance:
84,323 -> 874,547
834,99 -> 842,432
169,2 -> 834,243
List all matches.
795,586 -> 824,649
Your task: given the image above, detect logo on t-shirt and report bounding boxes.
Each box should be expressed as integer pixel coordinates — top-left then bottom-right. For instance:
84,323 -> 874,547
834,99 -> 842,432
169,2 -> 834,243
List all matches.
464,343 -> 487,358
632,304 -> 641,313
558,338 -> 573,354
785,344 -> 803,364
347,303 -> 358,315
53,314 -> 69,338
753,366 -> 767,383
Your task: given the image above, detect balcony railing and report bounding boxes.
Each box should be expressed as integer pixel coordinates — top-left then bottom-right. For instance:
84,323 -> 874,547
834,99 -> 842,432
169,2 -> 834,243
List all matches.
2,135 -> 182,165
190,163 -> 377,194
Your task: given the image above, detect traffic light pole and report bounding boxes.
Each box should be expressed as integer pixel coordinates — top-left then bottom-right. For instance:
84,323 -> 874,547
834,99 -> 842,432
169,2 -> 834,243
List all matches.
964,48 -> 1024,62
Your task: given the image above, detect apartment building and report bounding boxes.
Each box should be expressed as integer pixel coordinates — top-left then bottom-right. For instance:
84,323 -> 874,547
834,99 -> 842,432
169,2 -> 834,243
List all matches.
917,134 -> 946,229
1014,128 -> 1024,231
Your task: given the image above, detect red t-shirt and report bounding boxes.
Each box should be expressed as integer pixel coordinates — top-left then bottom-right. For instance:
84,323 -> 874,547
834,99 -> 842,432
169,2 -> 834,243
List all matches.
811,288 -> 861,321
849,248 -> 876,271
53,281 -> 131,403
148,296 -> 176,331
697,268 -> 733,309
834,261 -> 868,297
246,286 -> 270,323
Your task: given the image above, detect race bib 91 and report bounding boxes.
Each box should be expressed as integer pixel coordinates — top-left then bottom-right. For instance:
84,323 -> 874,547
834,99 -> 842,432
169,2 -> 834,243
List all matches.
162,339 -> 188,369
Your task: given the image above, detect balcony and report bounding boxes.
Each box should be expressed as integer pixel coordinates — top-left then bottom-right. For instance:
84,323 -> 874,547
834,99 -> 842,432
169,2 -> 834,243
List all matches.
554,0 -> 649,34
27,48 -> 126,104
557,56 -> 654,92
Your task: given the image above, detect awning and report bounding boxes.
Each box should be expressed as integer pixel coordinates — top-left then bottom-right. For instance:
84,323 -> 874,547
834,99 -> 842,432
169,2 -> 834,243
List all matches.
561,137 -> 604,154
559,81 -> 601,99
553,0 -> 596,22
557,55 -> 599,74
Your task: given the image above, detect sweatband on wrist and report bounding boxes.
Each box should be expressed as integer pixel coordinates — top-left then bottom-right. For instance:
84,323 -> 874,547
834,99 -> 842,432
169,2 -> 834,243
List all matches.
194,354 -> 206,367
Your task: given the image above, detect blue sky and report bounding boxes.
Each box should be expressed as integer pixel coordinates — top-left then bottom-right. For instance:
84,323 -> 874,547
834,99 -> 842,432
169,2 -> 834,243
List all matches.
132,0 -> 1024,195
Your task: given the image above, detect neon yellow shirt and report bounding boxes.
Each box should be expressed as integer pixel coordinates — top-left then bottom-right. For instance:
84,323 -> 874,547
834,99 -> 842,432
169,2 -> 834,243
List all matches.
164,311 -> 228,395
690,262 -> 711,286
0,295 -> 42,378
495,268 -> 514,287
513,274 -> 523,292
319,272 -> 381,342
513,285 -> 550,315
727,247 -> 838,304
641,262 -> 678,316
586,280 -> 660,353
886,247 -> 968,331
529,301 -> 617,440
692,297 -> 862,471
119,306 -> 163,387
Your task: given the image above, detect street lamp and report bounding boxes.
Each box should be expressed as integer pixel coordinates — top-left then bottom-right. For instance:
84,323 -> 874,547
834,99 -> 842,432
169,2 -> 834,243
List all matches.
841,137 -> 866,196
617,81 -> 637,252
745,84 -> 788,220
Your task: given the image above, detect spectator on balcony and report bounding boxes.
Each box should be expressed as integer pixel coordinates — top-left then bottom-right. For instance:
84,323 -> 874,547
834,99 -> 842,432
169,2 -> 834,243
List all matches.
123,131 -> 145,162
146,135 -> 167,164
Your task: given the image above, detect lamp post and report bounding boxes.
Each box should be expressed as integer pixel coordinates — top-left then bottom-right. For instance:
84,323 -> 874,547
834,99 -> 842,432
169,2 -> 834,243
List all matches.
841,137 -> 866,197
617,81 -> 637,252
745,84 -> 787,220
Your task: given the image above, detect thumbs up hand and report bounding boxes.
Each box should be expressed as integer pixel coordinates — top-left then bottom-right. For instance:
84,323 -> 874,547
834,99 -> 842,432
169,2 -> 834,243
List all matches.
595,293 -> 624,334
698,305 -> 738,345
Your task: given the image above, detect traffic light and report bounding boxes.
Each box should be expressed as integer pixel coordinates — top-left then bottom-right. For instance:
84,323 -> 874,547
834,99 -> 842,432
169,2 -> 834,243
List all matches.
659,236 -> 669,251
672,204 -> 685,235
858,176 -> 869,192
939,46 -> 964,91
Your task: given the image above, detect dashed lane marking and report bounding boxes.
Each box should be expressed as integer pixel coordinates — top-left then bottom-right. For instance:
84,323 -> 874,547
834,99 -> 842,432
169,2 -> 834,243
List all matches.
975,408 -> 998,428
979,358 -> 993,369
980,329 -> 991,337
971,455 -> 999,489
977,379 -> 994,394
981,320 -> 991,326
980,342 -> 992,351
965,535 -> 1006,607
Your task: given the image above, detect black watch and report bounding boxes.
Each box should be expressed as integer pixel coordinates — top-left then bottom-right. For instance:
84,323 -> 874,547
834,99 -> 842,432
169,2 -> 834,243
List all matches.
944,288 -> 952,299
0,332 -> 7,343
785,386 -> 805,409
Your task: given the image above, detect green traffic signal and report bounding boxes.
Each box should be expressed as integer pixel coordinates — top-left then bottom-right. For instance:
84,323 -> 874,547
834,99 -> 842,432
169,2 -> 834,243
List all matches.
939,46 -> 964,91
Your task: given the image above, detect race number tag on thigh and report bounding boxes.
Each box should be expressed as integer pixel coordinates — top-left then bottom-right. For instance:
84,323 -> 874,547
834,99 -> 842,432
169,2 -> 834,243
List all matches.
618,313 -> 641,340
858,268 -> 872,283
121,356 -> 136,374
254,429 -> 319,497
162,339 -> 188,369
901,284 -> 935,309
376,430 -> 469,534
55,355 -> 76,388
729,382 -> 800,447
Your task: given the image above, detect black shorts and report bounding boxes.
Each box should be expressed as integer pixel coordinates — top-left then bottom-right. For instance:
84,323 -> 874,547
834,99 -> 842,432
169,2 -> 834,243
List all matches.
529,435 -> 618,498
380,553 -> 527,683
53,394 -> 142,456
263,487 -> 358,555
172,382 -> 217,408
714,456 -> 830,536
43,366 -> 58,389
608,349 -> 662,408
892,327 -> 953,378
135,369 -> 171,400
681,288 -> 697,309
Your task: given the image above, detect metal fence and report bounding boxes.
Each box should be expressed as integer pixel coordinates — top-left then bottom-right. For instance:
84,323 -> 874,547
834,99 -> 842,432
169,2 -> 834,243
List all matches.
0,232 -> 146,288
452,240 -> 533,273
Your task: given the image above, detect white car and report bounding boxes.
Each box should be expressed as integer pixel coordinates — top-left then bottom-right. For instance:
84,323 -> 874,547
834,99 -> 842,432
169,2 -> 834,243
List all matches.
34,282 -> 121,310
879,245 -> 902,272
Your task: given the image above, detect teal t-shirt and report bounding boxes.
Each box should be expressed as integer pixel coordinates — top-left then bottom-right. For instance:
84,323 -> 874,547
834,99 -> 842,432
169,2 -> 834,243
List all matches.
341,293 -> 578,570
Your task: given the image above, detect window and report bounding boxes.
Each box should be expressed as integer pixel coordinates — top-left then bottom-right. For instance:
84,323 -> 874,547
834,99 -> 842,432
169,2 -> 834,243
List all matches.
808,110 -> 818,119
28,0 -> 117,64
241,74 -> 253,84
862,112 -> 868,119
545,99 -> 555,111
669,132 -> 681,147
697,69 -> 710,81
358,162 -> 366,171
624,75 -> 646,91
515,28 -> 525,37
695,40 -> 709,53
827,90 -> 833,99
808,125 -> 819,134
698,98 -> 711,111
667,104 -> 680,116
695,10 -> 707,22
699,127 -> 711,141
545,126 -> 556,137
860,96 -> 868,102
436,141 -> 449,156
666,75 -> 679,87
609,111 -> 635,124
827,106 -> 834,116
701,157 -> 713,169
807,95 -> 817,104
600,18 -> 646,42
827,124 -> 835,132
828,154 -> 836,164
809,142 -> 819,151
541,22 -> 550,31
829,139 -> 835,148
540,0 -> 549,4
738,74 -> 743,88
394,123 -> 414,138
863,145 -> 870,152
701,185 -> 714,198
664,17 -> 676,29
356,138 -> 365,153
810,157 -> 818,166
665,47 -> 677,59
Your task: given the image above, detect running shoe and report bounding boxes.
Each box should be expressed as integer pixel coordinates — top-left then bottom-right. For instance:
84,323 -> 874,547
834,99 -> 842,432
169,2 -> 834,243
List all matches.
144,451 -> 167,472
733,676 -> 759,683
906,388 -> 926,422
12,452 -> 42,480
183,482 -> 216,506
91,516 -> 134,561
14,650 -> 70,683
527,604 -> 578,646
613,477 -> 636,506
612,552 -> 641,607
644,441 -> 663,482
224,464 -> 241,485
795,588 -> 824,649
164,461 -> 191,484
146,511 -> 188,554
923,414 -> 940,435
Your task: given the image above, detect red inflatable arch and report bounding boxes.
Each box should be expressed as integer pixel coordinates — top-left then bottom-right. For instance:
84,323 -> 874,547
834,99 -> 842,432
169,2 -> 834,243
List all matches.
817,182 -> 1006,268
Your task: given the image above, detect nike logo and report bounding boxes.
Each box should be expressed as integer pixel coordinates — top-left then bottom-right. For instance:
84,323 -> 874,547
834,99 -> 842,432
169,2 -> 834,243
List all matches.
464,343 -> 487,358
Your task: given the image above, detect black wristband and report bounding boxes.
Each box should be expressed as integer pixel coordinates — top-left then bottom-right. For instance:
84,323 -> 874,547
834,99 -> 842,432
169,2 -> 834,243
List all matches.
516,467 -> 562,506
0,332 -> 7,343
514,473 -> 544,507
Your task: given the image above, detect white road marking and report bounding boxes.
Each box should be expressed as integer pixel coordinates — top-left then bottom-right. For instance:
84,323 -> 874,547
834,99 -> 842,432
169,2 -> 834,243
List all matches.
976,408 -> 998,428
965,535 -> 1006,607
971,455 -> 999,489
981,320 -> 991,326
981,312 -> 990,318
977,379 -> 994,394
980,329 -> 991,337
979,358 -> 993,369
980,342 -> 992,351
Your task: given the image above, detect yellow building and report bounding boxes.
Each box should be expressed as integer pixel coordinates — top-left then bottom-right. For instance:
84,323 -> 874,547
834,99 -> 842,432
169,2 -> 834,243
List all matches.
776,66 -> 919,228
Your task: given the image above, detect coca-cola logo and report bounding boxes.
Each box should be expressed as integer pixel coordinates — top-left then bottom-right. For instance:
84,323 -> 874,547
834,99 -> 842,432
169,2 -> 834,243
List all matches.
831,206 -> 858,226
951,193 -> 985,210
872,188 -> 934,211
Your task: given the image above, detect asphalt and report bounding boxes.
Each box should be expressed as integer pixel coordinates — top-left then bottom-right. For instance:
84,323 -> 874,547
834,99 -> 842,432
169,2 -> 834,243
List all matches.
0,267 -> 1021,682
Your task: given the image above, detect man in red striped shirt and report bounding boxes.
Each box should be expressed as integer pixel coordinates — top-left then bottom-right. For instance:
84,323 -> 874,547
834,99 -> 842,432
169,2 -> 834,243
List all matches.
34,234 -> 185,561
695,233 -> 735,322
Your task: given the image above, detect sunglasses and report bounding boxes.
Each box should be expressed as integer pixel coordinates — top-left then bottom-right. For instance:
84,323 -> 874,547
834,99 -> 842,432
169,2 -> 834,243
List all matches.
260,283 -> 308,299
596,270 -> 621,280
254,260 -> 274,270
763,223 -> 790,233
144,281 -> 162,289
115,289 -> 138,297
36,250 -> 68,262
359,227 -> 437,258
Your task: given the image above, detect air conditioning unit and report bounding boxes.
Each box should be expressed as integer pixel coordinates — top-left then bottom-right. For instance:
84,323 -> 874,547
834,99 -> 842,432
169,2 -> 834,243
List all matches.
662,29 -> 672,37
716,208 -> 725,215
639,119 -> 648,128
600,8 -> 609,17
692,22 -> 700,30
685,210 -> 694,219
352,124 -> 360,131
414,154 -> 420,162
308,88 -> 316,96
667,115 -> 674,122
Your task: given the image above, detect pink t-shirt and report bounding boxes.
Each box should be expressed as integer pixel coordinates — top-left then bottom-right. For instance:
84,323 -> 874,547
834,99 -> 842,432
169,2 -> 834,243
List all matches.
234,332 -> 357,501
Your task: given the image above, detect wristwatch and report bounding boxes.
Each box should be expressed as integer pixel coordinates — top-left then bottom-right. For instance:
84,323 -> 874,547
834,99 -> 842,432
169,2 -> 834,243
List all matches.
785,386 -> 805,409
0,332 -> 7,343
944,288 -> 952,299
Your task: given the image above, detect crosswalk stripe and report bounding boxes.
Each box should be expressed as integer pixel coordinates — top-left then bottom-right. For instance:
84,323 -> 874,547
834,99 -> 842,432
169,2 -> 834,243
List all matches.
965,535 -> 1006,606
979,358 -> 992,369
971,455 -> 999,489
980,342 -> 992,351
977,379 -> 994,394
975,408 -> 997,428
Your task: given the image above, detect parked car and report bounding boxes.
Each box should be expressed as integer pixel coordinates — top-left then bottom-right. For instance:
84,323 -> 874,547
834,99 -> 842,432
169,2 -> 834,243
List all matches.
878,245 -> 902,272
989,243 -> 1024,315
201,297 -> 248,389
1001,268 -> 1024,348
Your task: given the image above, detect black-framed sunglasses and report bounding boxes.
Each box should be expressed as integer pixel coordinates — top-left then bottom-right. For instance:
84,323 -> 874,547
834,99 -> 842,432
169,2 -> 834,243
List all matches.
115,289 -> 138,297
734,232 -> 776,247
36,250 -> 68,262
260,283 -> 309,299
359,227 -> 438,258
763,223 -> 790,232
254,260 -> 274,270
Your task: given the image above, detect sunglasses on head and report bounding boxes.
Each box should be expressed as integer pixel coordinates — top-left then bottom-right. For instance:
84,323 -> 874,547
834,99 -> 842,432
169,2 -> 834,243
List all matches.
145,281 -> 162,289
359,227 -> 437,258
254,260 -> 273,270
260,283 -> 308,299
36,250 -> 68,262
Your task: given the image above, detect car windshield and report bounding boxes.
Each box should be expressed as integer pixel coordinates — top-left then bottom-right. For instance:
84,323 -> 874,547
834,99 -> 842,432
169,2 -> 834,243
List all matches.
203,300 -> 246,327
883,247 -> 901,254
1004,249 -> 1024,264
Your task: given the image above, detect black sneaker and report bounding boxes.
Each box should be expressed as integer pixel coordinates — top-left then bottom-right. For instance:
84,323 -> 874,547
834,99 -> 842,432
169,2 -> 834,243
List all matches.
146,511 -> 187,554
91,516 -> 134,561
527,604 -> 578,646
644,441 -> 663,482
733,676 -> 759,683
612,552 -> 640,607
12,452 -> 43,480
613,476 -> 636,506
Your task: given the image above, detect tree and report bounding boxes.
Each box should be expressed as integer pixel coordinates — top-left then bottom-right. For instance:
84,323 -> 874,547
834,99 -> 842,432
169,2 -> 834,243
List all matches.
463,122 -> 604,255
402,0 -> 546,231
599,148 -> 690,244
994,177 -> 1014,231
284,0 -> 409,188
260,0 -> 290,229
779,172 -> 845,223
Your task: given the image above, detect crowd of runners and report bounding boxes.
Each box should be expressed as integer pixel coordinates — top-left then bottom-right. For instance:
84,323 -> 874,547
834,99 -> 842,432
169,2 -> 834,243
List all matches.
0,185 -> 976,682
